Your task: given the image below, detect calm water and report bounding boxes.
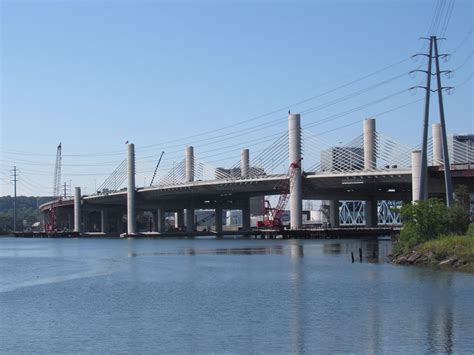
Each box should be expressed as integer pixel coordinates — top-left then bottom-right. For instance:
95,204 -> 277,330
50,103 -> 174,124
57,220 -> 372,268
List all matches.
1,237 -> 473,354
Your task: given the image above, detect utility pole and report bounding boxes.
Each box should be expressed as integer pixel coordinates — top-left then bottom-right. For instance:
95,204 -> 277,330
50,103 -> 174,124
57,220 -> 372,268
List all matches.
11,166 -> 18,232
411,35 -> 453,207
63,182 -> 67,199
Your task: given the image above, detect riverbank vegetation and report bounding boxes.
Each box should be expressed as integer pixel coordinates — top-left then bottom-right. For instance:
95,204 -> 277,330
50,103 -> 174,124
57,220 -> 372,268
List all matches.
0,196 -> 53,232
393,188 -> 473,272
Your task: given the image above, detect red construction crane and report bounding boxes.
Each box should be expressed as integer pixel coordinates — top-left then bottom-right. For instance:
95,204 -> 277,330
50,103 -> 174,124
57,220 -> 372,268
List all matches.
258,159 -> 301,229
45,143 -> 62,232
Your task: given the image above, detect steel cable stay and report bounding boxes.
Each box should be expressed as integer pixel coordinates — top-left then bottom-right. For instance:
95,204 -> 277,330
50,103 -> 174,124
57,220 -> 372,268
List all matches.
3,74 -> 471,195
102,75 -> 472,176
94,160 -> 127,195
302,129 -> 416,174
146,130 -> 289,168
2,64 -> 469,170
150,77 -> 460,166
154,160 -> 186,186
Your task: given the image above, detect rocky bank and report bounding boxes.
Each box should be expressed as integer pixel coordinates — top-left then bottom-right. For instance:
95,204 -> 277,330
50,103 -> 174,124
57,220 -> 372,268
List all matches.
392,250 -> 471,271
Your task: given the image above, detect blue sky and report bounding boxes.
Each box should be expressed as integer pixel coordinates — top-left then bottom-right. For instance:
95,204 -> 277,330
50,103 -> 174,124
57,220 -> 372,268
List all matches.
1,0 -> 472,196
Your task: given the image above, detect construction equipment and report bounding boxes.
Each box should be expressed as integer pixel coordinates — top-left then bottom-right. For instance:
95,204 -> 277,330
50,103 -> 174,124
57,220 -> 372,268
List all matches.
45,143 -> 62,232
257,159 -> 301,228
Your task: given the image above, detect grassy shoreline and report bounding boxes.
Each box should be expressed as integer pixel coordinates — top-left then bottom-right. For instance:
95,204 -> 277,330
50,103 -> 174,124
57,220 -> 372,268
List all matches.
392,235 -> 474,273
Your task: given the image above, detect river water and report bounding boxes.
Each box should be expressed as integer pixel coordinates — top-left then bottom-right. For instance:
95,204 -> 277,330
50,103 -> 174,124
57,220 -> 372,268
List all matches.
1,236 -> 473,353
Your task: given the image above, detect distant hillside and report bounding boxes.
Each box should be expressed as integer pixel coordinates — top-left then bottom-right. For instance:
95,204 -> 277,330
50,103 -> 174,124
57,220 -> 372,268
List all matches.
0,196 -> 53,232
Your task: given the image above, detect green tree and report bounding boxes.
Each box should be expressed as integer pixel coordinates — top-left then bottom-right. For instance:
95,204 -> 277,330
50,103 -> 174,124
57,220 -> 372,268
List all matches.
0,196 -> 53,232
445,185 -> 471,235
400,198 -> 447,241
397,197 -> 472,254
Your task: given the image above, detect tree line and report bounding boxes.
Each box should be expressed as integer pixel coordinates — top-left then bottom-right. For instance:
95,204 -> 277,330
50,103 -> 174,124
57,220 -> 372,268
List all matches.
0,196 -> 53,232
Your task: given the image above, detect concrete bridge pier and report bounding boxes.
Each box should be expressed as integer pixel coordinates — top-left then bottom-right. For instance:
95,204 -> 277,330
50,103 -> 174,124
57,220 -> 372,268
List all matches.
67,212 -> 73,231
184,146 -> 195,232
157,208 -> 165,232
215,207 -> 223,234
241,149 -> 249,178
101,210 -> 108,233
83,212 -> 90,232
365,197 -> 378,227
289,113 -> 302,229
186,146 -> 194,182
41,213 -> 46,232
127,143 -> 137,235
151,211 -> 158,232
432,123 -> 443,166
364,118 -> 376,170
116,213 -> 124,234
411,150 -> 421,202
242,198 -> 251,232
186,208 -> 195,232
74,187 -> 82,233
329,199 -> 340,228
175,211 -> 184,230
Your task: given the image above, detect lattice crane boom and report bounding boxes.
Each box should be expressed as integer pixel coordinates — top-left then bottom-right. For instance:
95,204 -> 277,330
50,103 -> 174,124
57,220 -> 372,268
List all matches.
259,159 -> 301,228
46,143 -> 62,232
53,142 -> 62,198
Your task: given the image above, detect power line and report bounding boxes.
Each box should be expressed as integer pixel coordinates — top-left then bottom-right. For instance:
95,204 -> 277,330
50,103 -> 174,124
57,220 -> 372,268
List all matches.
1,57 -> 414,159
451,27 -> 473,54
440,0 -> 456,37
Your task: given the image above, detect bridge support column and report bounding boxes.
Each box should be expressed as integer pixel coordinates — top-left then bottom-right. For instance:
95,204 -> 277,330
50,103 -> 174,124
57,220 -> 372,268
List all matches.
41,213 -> 46,232
157,209 -> 165,233
363,118 -> 376,170
83,212 -> 90,232
127,143 -> 137,235
185,146 -> 194,182
242,198 -> 251,232
241,149 -> 249,179
432,123 -> 443,166
74,187 -> 82,233
116,213 -> 124,234
186,208 -> 195,232
411,150 -> 421,202
127,143 -> 137,234
101,210 -> 108,233
175,211 -> 184,230
365,197 -> 378,227
151,211 -> 158,232
289,113 -> 302,229
329,200 -> 339,228
215,207 -> 223,234
67,212 -> 73,231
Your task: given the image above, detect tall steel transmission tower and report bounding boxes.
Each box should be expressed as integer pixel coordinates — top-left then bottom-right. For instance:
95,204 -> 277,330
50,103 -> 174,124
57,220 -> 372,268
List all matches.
411,36 -> 454,206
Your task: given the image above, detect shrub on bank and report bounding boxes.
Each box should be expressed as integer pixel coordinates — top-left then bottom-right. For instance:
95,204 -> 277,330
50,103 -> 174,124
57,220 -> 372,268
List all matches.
395,198 -> 471,254
467,223 -> 474,237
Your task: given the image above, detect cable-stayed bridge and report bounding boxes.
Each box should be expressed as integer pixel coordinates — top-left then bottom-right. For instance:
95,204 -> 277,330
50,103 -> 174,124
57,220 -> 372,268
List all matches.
39,114 -> 473,236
